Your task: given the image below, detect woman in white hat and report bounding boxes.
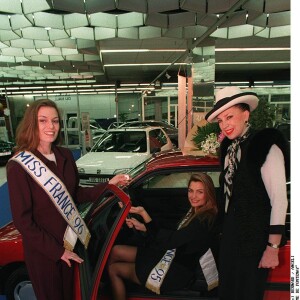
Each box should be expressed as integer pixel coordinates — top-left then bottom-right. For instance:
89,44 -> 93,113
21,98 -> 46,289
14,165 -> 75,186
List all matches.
205,86 -> 289,300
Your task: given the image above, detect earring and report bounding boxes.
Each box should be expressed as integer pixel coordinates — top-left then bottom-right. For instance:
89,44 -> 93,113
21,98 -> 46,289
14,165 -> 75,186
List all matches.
245,120 -> 250,129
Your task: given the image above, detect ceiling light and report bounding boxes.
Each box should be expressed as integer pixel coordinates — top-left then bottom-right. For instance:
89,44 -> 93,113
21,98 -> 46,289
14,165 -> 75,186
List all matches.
216,61 -> 289,65
20,86 -> 44,90
216,47 -> 290,52
104,63 -> 186,67
100,49 -> 185,53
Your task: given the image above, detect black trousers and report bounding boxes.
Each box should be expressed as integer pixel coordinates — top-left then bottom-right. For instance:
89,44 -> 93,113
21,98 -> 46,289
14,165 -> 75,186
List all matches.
219,253 -> 269,300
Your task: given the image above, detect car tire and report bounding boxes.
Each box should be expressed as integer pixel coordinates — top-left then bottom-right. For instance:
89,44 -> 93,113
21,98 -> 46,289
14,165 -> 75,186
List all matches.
4,265 -> 30,300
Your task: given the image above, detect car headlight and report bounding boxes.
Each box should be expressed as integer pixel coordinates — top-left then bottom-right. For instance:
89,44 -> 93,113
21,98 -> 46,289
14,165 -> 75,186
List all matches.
113,168 -> 130,174
77,167 -> 85,173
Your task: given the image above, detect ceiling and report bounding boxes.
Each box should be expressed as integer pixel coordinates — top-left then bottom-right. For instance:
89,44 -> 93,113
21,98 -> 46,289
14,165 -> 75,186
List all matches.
0,0 -> 290,94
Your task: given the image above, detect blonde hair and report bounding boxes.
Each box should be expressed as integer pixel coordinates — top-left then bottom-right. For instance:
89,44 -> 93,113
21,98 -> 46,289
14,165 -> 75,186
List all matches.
15,99 -> 62,152
181,173 -> 218,227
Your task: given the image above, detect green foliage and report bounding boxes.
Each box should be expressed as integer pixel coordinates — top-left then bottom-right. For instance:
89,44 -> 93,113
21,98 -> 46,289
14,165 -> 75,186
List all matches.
192,122 -> 220,149
250,96 -> 276,129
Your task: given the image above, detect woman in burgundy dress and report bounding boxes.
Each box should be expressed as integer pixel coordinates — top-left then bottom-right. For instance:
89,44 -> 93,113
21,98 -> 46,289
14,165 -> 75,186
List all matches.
7,99 -> 130,300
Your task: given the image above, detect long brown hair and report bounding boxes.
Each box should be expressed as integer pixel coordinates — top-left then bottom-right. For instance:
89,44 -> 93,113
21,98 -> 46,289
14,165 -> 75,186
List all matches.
181,173 -> 218,227
15,99 -> 62,152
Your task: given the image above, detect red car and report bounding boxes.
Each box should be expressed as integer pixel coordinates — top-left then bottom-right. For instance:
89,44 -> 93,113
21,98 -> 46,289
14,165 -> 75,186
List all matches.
0,151 -> 290,300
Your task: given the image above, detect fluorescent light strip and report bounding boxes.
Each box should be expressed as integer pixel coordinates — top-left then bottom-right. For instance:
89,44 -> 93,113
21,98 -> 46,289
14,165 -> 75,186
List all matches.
101,49 -> 185,53
92,84 -> 115,87
104,63 -> 186,67
216,61 -> 289,65
49,85 -> 68,89
104,61 -> 289,67
8,91 -> 33,94
216,47 -> 290,52
101,48 -> 289,54
76,85 -> 92,88
223,81 -> 248,84
20,86 -> 44,90
5,87 -> 20,90
94,88 -> 115,92
120,83 -> 151,87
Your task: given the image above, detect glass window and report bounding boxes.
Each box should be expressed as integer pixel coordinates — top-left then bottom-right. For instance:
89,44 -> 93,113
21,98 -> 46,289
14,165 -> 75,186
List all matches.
128,168 -> 221,231
92,131 -> 147,153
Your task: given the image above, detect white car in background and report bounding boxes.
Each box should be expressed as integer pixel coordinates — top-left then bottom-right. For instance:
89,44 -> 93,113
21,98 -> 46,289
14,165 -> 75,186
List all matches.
76,126 -> 174,185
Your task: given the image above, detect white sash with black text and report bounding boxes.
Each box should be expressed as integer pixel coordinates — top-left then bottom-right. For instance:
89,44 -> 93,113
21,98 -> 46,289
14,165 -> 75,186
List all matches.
145,209 -> 218,294
11,151 -> 91,251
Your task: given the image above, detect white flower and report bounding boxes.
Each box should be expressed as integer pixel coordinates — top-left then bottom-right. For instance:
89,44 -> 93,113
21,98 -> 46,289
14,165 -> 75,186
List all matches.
200,133 -> 220,155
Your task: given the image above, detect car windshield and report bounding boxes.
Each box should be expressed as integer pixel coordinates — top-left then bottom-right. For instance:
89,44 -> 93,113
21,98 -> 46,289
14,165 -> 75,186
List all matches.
90,120 -> 104,130
91,130 -> 147,153
121,121 -> 176,130
126,159 -> 148,178
150,121 -> 176,129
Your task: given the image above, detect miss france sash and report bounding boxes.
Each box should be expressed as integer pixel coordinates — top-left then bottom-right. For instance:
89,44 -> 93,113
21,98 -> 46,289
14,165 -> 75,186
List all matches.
145,209 -> 218,294
11,151 -> 91,251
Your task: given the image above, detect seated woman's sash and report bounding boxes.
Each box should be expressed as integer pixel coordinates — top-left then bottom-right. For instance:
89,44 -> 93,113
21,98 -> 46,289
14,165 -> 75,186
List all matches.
11,151 -> 91,251
145,209 -> 218,294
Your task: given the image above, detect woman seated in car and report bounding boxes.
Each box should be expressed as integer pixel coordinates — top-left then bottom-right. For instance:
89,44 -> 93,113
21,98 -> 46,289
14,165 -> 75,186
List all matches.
107,173 -> 219,299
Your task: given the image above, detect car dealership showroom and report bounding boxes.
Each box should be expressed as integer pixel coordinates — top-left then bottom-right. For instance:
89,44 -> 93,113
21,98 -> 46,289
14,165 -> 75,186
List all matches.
0,0 -> 293,299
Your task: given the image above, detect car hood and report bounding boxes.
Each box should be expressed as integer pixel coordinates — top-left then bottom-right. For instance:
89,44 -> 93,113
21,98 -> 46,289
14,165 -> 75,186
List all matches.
76,152 -> 150,174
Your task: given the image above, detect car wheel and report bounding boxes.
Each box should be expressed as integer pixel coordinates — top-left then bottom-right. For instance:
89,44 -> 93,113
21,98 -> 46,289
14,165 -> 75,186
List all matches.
4,266 -> 30,300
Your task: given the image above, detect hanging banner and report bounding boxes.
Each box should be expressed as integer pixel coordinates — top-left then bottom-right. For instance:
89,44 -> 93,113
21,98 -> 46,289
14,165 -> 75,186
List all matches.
187,76 -> 193,133
81,112 -> 92,148
178,75 -> 186,150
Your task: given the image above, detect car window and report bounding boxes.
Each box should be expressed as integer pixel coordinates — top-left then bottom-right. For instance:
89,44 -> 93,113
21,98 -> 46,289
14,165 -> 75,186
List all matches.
128,167 -> 221,232
149,129 -> 167,151
151,121 -> 174,130
140,171 -> 220,189
156,128 -> 168,145
92,131 -> 147,153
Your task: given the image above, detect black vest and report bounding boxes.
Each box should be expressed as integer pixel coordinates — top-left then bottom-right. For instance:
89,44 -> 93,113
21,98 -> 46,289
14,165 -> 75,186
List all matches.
219,128 -> 289,256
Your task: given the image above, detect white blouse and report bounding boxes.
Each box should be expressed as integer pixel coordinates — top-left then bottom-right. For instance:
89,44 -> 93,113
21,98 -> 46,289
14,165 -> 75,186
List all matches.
261,144 -> 288,226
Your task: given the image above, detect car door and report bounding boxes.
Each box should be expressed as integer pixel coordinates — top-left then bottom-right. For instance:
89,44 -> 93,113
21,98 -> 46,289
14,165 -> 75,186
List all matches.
73,184 -> 131,300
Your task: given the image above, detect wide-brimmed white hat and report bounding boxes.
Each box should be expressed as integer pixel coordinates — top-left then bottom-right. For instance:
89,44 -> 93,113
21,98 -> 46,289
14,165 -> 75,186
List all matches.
205,86 -> 259,123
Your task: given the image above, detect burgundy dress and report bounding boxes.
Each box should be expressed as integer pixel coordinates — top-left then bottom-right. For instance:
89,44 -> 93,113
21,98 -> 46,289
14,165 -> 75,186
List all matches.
6,146 -> 107,300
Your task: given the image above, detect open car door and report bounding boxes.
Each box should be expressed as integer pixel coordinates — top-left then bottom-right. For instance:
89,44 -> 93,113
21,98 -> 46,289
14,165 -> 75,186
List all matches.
74,184 -> 131,300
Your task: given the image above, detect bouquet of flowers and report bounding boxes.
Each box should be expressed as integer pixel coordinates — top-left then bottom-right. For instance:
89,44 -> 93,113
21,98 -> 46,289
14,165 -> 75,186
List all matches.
192,122 -> 225,156
200,132 -> 220,155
